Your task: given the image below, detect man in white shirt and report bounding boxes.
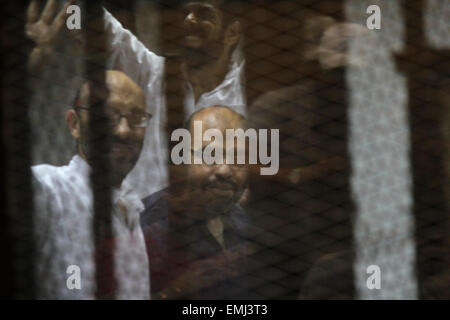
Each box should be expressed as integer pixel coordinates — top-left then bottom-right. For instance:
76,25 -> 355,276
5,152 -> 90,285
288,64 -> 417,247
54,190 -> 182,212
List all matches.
27,0 -> 246,198
26,0 -> 247,297
32,70 -> 151,299
104,0 -> 246,198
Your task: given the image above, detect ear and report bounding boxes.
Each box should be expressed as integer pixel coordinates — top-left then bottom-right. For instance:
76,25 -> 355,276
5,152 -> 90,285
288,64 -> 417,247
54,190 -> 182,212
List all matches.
224,21 -> 241,50
67,109 -> 81,139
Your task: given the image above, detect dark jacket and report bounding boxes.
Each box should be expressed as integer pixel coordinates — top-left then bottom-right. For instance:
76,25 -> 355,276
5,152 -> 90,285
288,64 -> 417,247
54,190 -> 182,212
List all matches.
141,189 -> 254,299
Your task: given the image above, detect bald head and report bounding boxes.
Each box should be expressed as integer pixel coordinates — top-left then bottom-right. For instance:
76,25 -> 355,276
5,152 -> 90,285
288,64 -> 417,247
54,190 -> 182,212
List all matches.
189,105 -> 245,134
185,106 -> 248,217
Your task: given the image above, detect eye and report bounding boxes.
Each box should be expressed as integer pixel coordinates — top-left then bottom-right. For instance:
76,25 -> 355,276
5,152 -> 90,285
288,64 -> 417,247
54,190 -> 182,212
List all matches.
104,109 -> 120,123
197,7 -> 215,21
129,113 -> 148,127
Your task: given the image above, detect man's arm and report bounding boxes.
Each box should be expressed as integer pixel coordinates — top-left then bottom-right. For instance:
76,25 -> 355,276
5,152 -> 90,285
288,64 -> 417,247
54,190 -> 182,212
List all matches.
25,1 -> 163,92
103,9 -> 164,92
26,0 -> 77,74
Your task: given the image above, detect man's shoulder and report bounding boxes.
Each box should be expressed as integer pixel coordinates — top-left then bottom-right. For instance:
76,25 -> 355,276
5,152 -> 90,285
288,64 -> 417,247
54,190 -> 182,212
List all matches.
229,204 -> 249,231
142,189 -> 168,209
32,156 -> 89,195
32,163 -> 66,186
141,189 -> 169,227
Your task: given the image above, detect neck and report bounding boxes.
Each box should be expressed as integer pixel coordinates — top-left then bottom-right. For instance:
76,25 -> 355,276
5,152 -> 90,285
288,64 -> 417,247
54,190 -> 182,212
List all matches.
77,150 -> 123,189
183,45 -> 234,102
77,145 -> 88,164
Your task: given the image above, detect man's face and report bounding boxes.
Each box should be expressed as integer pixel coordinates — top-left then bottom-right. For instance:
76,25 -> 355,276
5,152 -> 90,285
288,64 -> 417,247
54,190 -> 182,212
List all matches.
187,107 -> 248,216
182,1 -> 223,51
77,72 -> 147,187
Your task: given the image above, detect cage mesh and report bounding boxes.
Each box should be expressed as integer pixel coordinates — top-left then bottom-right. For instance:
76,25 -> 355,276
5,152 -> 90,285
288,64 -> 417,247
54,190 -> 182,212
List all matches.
1,0 -> 449,300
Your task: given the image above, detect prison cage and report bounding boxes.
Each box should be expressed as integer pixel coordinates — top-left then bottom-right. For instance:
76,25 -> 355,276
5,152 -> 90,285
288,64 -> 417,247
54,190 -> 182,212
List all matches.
1,0 -> 449,300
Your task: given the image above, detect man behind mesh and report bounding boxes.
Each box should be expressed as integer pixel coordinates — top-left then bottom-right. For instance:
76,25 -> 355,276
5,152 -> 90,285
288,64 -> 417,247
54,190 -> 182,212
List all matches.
26,0 -> 246,200
141,106 -> 257,299
32,70 -> 151,299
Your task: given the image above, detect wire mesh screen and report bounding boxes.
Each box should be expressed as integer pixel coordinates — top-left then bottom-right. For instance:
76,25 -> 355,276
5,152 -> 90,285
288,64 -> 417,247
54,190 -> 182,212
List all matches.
1,0 -> 449,300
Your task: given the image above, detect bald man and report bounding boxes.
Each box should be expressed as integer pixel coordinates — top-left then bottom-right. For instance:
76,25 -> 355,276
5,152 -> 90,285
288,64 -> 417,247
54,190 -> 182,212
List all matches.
140,106 -> 255,299
71,70 -> 149,188
184,106 -> 249,218
26,0 -> 246,200
32,70 -> 151,299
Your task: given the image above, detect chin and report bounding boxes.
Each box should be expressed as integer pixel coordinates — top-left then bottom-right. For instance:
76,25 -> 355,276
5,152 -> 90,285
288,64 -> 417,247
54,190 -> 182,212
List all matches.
111,162 -> 136,184
111,152 -> 138,167
110,171 -> 127,188
183,38 -> 207,52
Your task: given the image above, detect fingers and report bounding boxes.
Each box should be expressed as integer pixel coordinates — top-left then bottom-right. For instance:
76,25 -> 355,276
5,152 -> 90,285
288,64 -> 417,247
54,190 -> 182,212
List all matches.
41,0 -> 58,24
52,0 -> 75,31
27,0 -> 41,24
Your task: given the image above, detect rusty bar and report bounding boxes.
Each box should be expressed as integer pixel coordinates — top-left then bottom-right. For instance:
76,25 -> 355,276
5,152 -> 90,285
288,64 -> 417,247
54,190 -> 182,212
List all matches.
84,0 -> 116,300
1,1 -> 35,299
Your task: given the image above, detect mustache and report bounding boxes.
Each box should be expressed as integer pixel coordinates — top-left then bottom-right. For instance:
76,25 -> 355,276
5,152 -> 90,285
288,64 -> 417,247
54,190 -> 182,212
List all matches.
204,177 -> 238,191
108,137 -> 140,148
184,24 -> 209,38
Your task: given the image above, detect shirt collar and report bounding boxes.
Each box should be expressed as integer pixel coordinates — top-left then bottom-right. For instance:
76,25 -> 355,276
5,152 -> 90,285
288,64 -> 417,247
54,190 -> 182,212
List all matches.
183,59 -> 246,119
71,154 -> 144,228
70,154 -> 91,178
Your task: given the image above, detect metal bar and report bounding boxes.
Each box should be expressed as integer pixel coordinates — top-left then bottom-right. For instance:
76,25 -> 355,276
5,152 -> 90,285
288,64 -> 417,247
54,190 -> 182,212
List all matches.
396,0 -> 450,298
84,0 -> 116,300
1,1 -> 35,300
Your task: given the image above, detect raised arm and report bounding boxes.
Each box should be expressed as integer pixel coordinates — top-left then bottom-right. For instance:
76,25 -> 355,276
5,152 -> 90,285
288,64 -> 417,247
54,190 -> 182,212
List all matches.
103,8 -> 164,92
26,0 -> 78,74
25,0 -> 163,91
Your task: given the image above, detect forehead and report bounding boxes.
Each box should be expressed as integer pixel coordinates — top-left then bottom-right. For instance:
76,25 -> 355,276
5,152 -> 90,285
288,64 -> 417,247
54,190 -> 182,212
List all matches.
183,1 -> 221,17
184,1 -> 218,10
106,80 -> 146,112
190,108 -> 243,131
189,109 -> 246,148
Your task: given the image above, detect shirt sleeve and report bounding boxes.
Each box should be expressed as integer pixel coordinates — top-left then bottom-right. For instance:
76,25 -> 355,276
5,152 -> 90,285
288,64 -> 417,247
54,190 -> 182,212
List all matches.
31,168 -> 62,298
103,8 -> 165,110
31,169 -> 57,253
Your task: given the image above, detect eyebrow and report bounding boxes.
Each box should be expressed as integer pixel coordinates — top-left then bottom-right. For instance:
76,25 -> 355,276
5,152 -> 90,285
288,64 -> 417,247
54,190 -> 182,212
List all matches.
130,106 -> 148,113
104,100 -> 146,111
182,3 -> 222,27
184,2 -> 217,11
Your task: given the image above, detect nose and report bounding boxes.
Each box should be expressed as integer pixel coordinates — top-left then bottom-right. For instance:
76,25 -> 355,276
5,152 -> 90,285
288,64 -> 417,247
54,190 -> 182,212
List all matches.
184,12 -> 197,27
114,116 -> 131,138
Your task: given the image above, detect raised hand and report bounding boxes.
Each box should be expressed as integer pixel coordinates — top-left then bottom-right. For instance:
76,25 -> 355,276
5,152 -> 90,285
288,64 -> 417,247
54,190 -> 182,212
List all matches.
26,0 -> 76,72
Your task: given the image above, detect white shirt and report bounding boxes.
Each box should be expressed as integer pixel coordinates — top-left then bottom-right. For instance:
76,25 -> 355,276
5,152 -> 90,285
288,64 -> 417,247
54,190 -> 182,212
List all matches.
104,9 -> 246,198
32,155 -> 150,299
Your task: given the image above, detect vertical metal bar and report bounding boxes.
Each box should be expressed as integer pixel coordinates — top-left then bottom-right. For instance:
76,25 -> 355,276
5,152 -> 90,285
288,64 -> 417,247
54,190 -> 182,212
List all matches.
396,0 -> 450,298
84,0 -> 115,300
161,1 -> 191,294
162,0 -> 188,187
0,1 -> 13,295
1,1 -> 35,299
